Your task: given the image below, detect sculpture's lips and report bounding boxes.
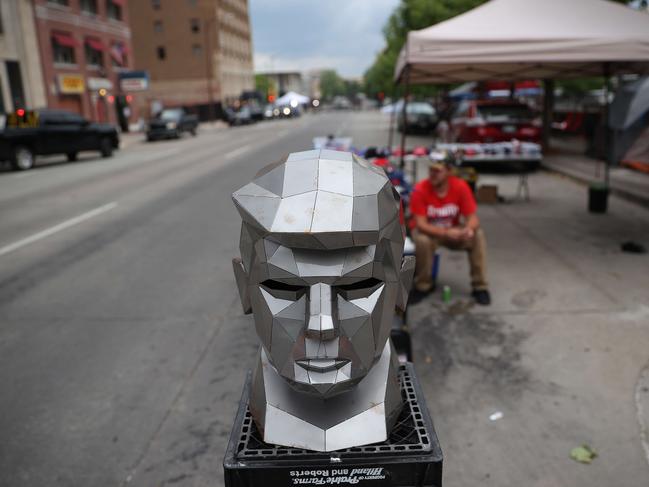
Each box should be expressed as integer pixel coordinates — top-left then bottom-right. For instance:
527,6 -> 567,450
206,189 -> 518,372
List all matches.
295,358 -> 350,373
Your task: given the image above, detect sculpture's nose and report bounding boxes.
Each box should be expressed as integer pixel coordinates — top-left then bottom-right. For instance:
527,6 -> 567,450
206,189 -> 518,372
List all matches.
306,283 -> 336,340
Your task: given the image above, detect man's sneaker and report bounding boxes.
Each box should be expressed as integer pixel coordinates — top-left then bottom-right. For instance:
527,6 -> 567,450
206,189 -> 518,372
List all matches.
408,284 -> 435,305
471,289 -> 491,306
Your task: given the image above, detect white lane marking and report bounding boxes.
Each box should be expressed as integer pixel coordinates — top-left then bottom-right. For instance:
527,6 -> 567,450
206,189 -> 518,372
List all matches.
0,202 -> 118,257
224,145 -> 251,160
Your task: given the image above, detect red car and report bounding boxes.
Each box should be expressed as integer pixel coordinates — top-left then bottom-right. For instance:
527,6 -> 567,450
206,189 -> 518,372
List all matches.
450,100 -> 541,144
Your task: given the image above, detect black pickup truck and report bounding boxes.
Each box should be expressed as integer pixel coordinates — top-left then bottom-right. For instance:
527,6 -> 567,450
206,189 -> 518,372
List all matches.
0,109 -> 120,171
146,108 -> 199,141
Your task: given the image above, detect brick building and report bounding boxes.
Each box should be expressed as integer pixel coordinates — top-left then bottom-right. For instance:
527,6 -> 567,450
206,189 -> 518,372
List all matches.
128,0 -> 253,119
33,0 -> 138,128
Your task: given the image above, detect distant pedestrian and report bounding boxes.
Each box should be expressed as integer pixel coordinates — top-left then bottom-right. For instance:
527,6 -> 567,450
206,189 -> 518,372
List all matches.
436,119 -> 450,142
410,158 -> 491,305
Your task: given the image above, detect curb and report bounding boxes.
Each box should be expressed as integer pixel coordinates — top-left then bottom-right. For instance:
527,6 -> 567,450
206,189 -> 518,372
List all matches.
635,359 -> 649,468
119,133 -> 145,150
542,162 -> 649,210
118,121 -> 228,151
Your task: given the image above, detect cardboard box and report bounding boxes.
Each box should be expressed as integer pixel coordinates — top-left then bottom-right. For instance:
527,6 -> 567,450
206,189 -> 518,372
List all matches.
477,184 -> 499,204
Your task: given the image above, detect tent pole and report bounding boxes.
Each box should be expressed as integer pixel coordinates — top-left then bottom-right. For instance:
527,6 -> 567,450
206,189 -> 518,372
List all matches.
387,90 -> 396,150
399,65 -> 410,170
603,64 -> 611,189
542,79 -> 554,152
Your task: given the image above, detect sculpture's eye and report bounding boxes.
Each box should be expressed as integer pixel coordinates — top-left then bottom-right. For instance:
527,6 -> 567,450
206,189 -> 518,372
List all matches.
336,278 -> 383,300
260,279 -> 306,301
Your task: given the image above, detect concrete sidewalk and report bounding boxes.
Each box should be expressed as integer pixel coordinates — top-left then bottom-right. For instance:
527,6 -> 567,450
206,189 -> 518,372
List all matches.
543,149 -> 649,208
407,169 -> 649,486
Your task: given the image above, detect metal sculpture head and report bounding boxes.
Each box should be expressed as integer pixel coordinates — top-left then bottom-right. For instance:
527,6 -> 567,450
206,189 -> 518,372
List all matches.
232,150 -> 413,399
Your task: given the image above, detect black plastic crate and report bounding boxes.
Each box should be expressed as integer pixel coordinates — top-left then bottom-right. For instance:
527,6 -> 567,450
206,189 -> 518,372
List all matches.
223,363 -> 443,486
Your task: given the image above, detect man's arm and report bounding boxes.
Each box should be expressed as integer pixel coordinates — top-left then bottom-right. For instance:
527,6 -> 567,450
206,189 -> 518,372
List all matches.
414,214 -> 450,239
416,212 -> 480,242
464,213 -> 480,232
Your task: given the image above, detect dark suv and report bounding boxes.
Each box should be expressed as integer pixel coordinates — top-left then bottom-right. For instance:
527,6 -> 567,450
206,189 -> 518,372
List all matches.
146,108 -> 198,141
0,109 -> 119,171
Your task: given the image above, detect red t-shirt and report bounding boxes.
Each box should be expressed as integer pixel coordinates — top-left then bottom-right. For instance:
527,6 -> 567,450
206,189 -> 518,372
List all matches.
410,176 -> 476,229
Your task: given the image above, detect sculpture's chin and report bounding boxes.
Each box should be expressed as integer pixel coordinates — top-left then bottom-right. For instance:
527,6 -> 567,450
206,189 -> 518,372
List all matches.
285,374 -> 364,399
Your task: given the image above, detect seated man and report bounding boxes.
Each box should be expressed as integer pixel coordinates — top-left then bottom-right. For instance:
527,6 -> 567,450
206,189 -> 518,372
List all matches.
410,159 -> 491,305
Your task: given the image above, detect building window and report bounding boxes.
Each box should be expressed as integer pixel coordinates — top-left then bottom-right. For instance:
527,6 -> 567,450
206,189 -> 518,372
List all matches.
85,39 -> 104,67
52,33 -> 77,64
110,42 -> 127,67
152,0 -> 161,9
154,20 -> 163,33
106,0 -> 123,21
80,0 -> 98,14
190,18 -> 200,33
48,0 -> 69,6
192,44 -> 202,56
157,46 -> 166,60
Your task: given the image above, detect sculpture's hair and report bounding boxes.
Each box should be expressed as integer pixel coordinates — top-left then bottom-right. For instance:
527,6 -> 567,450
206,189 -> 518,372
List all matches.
232,149 -> 403,259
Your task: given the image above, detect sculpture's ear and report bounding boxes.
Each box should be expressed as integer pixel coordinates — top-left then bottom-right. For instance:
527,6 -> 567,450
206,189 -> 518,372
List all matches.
232,257 -> 252,314
396,255 -> 416,312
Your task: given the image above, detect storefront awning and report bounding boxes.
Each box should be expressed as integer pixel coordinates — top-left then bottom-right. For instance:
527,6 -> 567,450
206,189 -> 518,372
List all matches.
52,33 -> 79,48
85,38 -> 106,51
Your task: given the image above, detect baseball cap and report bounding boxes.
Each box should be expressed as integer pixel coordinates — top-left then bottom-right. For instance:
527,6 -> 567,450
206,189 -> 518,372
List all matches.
429,149 -> 452,170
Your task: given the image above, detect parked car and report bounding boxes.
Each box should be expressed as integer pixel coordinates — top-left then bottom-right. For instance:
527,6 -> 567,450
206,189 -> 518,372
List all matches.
247,101 -> 264,122
332,96 -> 352,110
0,109 -> 119,171
397,102 -> 438,133
146,108 -> 198,141
263,104 -> 279,120
276,104 -> 300,118
225,106 -> 255,126
450,99 -> 541,143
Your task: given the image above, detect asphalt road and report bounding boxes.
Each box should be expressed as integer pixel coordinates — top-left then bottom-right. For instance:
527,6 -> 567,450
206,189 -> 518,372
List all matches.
0,111 -> 376,486
2,110 -> 648,487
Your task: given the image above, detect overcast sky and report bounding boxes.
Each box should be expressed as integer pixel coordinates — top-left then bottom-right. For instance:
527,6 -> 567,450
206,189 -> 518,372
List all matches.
249,0 -> 400,78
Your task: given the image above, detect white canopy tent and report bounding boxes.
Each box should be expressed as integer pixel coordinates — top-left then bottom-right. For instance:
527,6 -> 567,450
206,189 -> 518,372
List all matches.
395,0 -> 649,84
392,0 -> 649,198
276,91 -> 310,106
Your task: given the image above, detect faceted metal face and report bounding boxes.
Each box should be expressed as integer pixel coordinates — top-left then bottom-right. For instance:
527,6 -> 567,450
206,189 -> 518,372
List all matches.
232,150 -> 414,399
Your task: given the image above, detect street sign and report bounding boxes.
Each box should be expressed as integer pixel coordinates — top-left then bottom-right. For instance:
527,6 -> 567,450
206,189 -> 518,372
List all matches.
87,77 -> 113,91
119,70 -> 149,92
58,74 -> 85,94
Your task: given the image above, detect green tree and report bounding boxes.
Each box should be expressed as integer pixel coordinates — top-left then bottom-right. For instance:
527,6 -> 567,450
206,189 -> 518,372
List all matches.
319,70 -> 346,100
255,74 -> 276,98
363,0 -> 488,98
